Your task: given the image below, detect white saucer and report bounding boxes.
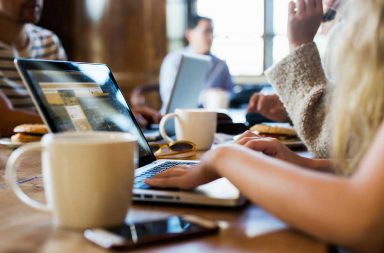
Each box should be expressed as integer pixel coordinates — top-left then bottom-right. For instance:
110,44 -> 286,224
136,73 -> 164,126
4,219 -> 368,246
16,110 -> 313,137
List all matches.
0,138 -> 23,149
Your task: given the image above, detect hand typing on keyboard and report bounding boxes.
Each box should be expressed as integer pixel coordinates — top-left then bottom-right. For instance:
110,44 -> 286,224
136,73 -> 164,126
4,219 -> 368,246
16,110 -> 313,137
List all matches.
134,161 -> 196,189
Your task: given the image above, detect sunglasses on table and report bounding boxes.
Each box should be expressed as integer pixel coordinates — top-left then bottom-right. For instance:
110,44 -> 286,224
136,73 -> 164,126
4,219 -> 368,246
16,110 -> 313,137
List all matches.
149,140 -> 196,159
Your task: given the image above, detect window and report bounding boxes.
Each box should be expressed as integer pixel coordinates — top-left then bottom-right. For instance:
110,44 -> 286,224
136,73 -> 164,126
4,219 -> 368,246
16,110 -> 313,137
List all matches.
196,0 -> 264,76
194,0 -> 327,77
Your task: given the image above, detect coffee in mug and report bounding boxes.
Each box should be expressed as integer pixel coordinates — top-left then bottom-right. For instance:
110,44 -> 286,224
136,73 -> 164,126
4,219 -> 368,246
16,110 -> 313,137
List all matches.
6,132 -> 137,229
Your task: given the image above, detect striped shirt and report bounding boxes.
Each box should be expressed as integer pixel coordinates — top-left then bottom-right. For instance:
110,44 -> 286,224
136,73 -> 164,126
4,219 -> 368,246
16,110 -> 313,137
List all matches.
0,24 -> 67,111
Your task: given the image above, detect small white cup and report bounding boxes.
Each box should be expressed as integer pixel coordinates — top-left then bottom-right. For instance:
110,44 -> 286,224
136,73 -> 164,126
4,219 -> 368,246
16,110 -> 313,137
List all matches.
159,109 -> 217,150
201,88 -> 230,110
6,132 -> 137,229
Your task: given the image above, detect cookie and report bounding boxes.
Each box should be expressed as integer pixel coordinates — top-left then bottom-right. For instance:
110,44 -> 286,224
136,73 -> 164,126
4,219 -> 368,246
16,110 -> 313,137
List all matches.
13,124 -> 49,135
250,124 -> 297,137
11,133 -> 43,143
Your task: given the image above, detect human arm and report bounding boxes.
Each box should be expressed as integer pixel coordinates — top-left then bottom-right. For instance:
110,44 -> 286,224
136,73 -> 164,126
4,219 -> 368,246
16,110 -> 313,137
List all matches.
236,130 -> 334,172
0,91 -> 41,137
131,106 -> 162,129
247,93 -> 290,122
265,0 -> 331,158
147,123 -> 384,252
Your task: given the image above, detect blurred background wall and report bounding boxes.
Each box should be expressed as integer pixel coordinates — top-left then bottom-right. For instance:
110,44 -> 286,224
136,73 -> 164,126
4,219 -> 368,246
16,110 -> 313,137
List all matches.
36,0 -> 330,109
38,0 -> 167,101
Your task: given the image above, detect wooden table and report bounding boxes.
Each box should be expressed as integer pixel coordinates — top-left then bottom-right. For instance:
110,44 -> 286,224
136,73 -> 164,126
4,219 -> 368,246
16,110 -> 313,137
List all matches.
0,146 -> 328,253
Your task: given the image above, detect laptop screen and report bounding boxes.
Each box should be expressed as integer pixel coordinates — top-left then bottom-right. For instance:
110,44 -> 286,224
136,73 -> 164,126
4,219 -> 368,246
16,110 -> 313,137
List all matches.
15,59 -> 156,167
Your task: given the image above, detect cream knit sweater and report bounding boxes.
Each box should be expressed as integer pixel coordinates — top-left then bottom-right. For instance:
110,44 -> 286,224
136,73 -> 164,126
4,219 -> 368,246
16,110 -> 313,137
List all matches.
265,42 -> 332,158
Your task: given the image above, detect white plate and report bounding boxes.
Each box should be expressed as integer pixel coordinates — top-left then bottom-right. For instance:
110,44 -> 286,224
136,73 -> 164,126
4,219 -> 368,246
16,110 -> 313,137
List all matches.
280,139 -> 305,149
0,138 -> 23,149
233,133 -> 304,149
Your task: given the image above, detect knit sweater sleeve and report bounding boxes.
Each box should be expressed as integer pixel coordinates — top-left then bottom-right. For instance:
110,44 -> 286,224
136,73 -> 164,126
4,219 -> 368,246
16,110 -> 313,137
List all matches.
265,42 -> 331,158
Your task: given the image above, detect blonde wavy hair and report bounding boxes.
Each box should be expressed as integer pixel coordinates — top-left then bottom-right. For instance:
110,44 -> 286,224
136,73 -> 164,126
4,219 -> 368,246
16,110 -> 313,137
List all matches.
332,0 -> 384,174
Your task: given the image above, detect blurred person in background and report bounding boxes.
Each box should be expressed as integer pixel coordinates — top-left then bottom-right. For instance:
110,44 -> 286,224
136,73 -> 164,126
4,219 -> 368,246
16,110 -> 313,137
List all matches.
0,0 -> 161,133
0,0 -> 66,136
159,15 -> 234,113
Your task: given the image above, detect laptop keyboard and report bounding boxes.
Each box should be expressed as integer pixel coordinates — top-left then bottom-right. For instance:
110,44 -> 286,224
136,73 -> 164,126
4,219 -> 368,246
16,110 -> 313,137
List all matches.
134,161 -> 196,189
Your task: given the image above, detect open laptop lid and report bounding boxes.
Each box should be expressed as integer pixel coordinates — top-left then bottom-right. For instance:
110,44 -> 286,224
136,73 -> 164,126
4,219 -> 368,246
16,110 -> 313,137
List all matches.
165,53 -> 211,113
15,58 -> 156,167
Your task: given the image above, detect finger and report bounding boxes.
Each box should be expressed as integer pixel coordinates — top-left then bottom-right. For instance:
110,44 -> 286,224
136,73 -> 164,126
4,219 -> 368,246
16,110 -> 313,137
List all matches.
152,166 -> 189,178
145,177 -> 182,189
297,0 -> 306,14
250,93 -> 260,106
244,141 -> 270,153
135,114 -> 148,128
256,94 -> 267,112
316,0 -> 323,13
288,1 -> 296,17
237,136 -> 256,146
264,95 -> 276,111
240,130 -> 258,138
236,132 -> 261,144
236,137 -> 250,146
247,93 -> 260,112
257,96 -> 272,116
305,0 -> 316,9
244,139 -> 280,156
237,136 -> 265,146
236,130 -> 259,140
155,113 -> 163,123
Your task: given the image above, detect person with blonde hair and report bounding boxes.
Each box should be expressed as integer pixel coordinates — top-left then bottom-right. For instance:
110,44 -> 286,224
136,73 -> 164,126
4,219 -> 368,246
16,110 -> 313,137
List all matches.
248,0 -> 344,158
146,0 -> 384,252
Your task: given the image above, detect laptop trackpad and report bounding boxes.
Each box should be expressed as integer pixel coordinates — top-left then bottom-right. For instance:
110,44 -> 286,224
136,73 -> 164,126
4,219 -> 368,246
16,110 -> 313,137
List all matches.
194,178 -> 241,199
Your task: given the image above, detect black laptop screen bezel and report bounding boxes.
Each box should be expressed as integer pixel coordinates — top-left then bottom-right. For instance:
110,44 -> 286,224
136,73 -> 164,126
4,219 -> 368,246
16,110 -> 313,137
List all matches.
14,58 -> 156,167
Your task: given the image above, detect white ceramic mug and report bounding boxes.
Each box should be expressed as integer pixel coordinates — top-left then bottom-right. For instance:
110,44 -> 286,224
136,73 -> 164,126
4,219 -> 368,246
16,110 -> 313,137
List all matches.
159,109 -> 217,150
201,88 -> 230,110
5,132 -> 137,229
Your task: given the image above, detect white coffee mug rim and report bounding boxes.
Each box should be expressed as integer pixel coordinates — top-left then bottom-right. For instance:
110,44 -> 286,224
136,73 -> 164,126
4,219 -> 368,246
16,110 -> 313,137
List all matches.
174,108 -> 216,113
41,131 -> 137,144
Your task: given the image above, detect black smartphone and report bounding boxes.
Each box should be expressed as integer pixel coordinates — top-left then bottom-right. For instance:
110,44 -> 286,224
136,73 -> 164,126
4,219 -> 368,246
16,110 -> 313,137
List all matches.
322,8 -> 337,22
84,215 -> 219,249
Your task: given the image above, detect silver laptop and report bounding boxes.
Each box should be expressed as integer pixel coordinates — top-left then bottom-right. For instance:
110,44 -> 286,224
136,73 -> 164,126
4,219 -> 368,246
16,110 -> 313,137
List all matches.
15,58 -> 245,207
162,53 -> 211,114
159,53 -> 211,136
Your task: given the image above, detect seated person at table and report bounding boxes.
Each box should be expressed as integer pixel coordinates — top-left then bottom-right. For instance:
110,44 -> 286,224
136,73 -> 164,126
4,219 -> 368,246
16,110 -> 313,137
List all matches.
159,15 -> 234,113
131,105 -> 162,129
248,0 -> 343,158
0,0 -> 159,134
0,0 -> 66,136
146,0 -> 384,252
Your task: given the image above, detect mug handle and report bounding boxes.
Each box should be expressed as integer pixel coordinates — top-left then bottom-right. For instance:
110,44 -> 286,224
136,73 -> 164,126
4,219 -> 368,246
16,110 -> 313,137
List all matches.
5,142 -> 51,212
159,112 -> 178,143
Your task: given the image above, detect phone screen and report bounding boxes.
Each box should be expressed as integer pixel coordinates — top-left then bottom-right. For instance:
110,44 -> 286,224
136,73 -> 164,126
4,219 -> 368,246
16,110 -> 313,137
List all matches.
84,215 -> 219,249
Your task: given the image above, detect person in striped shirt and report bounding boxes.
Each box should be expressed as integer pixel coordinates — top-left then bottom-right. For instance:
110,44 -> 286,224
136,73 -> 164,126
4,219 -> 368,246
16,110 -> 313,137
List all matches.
0,0 -> 66,136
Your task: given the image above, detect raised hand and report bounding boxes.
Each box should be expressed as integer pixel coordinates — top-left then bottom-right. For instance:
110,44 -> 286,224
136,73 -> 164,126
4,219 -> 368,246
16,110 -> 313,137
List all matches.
288,0 -> 324,51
